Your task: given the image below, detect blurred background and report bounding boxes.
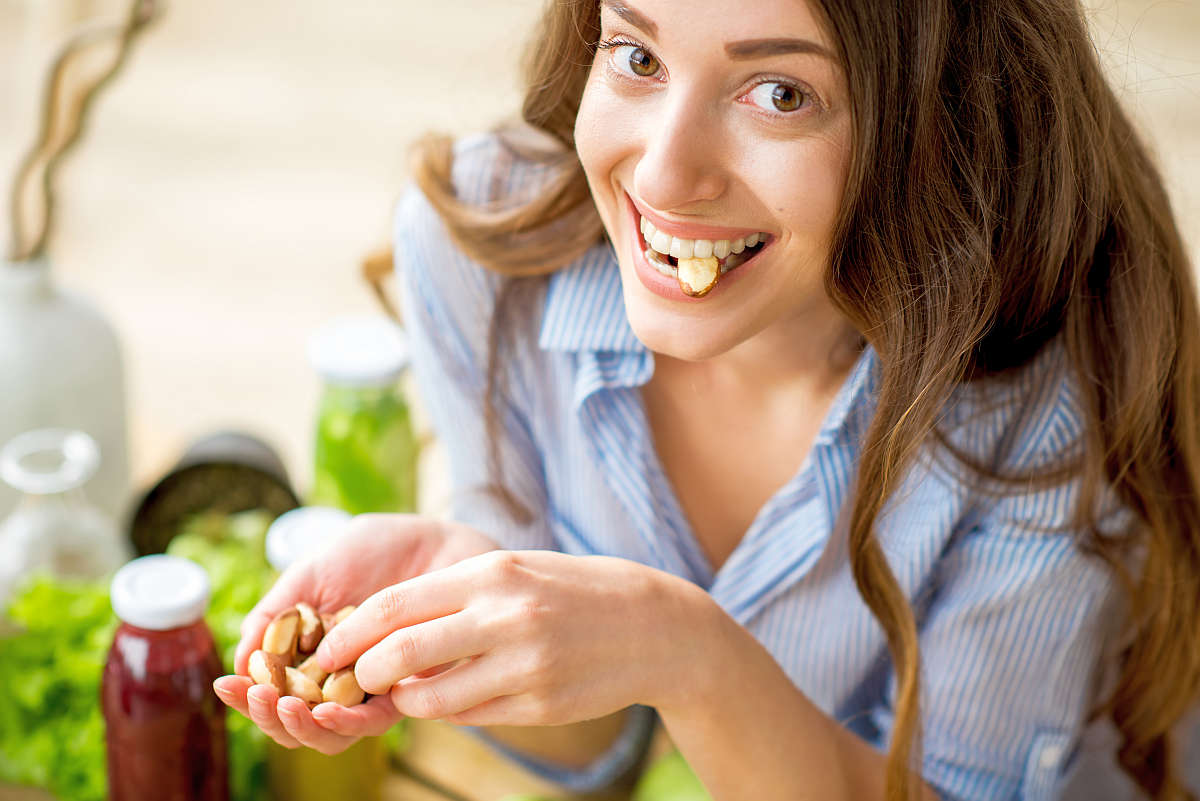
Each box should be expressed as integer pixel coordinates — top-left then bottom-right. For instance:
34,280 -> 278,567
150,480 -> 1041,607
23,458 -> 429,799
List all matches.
1,0 -> 1197,512
0,0 -> 545,519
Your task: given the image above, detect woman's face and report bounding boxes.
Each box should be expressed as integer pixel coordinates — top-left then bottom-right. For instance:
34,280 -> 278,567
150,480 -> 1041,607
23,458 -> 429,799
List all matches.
575,0 -> 853,362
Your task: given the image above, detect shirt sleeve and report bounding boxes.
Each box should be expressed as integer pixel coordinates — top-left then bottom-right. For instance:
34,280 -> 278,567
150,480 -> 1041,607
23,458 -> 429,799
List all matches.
392,140 -> 554,550
462,705 -> 659,793
869,475 -> 1123,801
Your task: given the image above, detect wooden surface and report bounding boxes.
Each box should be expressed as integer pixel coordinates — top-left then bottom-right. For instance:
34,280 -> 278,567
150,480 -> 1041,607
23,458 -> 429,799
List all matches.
0,719 -> 674,801
390,718 -> 651,801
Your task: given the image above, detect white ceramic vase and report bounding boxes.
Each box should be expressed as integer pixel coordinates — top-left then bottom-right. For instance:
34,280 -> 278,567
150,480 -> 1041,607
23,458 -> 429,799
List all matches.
0,258 -> 130,524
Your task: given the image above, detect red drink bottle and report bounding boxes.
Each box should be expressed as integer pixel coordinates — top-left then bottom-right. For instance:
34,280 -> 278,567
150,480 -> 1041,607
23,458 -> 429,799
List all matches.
102,554 -> 228,801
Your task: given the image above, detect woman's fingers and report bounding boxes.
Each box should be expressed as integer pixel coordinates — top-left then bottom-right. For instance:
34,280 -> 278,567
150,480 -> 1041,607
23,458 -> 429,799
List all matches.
353,612 -> 482,695
234,572 -> 309,675
216,673 -> 401,748
440,693 -> 530,727
246,684 -> 302,749
388,655 -> 513,720
311,694 -> 402,738
275,696 -> 362,755
412,659 -> 467,680
212,675 -> 253,718
234,608 -> 275,676
317,568 -> 466,673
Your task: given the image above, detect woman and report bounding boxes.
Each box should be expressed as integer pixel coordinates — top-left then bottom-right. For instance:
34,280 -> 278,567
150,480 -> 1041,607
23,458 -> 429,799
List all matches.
214,0 -> 1200,798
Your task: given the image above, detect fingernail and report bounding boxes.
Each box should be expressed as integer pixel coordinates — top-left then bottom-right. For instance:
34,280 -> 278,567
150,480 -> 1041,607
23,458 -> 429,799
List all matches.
247,685 -> 273,704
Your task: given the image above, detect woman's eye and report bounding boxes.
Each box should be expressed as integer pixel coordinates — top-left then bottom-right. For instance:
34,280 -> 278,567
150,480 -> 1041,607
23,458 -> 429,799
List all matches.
745,81 -> 810,114
611,44 -> 661,78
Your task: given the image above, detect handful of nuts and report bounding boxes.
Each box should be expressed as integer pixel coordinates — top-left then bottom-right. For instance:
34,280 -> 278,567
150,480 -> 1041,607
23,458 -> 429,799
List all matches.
247,603 -> 366,707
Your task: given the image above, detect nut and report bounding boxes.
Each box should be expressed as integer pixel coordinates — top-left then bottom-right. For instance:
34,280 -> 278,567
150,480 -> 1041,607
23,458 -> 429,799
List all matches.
295,602 -> 324,654
261,608 -> 300,659
322,667 -> 365,707
248,649 -> 288,697
677,255 -> 719,297
295,653 -> 328,686
284,666 -> 324,707
321,605 -> 354,634
245,602 -> 368,707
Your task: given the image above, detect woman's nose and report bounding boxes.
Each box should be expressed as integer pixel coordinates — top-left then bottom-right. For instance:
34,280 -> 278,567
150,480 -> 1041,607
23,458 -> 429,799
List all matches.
632,91 -> 727,213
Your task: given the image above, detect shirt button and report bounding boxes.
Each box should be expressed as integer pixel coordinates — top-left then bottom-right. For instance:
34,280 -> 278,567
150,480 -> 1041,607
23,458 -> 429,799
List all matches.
1039,743 -> 1066,770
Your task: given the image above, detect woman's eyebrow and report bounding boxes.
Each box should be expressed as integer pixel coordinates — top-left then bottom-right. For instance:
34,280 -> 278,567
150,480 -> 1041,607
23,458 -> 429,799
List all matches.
600,1 -> 835,64
601,0 -> 657,37
725,38 -> 835,62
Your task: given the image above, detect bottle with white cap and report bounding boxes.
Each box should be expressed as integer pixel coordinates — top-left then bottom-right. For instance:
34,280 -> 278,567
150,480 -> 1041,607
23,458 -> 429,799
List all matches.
265,505 -> 352,573
306,315 -> 418,515
261,506 -> 385,801
101,554 -> 228,801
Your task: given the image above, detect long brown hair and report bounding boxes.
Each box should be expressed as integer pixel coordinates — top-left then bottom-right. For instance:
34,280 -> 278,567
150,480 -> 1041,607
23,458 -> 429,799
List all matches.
410,1 -> 1200,798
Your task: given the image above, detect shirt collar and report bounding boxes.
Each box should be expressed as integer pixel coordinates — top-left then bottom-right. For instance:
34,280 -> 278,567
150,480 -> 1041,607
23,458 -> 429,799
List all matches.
815,343 -> 878,448
538,242 -> 644,354
538,238 -> 878,443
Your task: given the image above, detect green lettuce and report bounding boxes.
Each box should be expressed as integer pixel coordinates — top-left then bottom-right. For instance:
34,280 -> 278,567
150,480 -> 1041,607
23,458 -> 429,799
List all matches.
0,576 -> 115,801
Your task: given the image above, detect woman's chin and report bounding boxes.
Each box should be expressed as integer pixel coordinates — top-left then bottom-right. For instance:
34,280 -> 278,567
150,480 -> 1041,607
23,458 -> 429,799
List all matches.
619,287 -> 722,361
625,311 -> 736,362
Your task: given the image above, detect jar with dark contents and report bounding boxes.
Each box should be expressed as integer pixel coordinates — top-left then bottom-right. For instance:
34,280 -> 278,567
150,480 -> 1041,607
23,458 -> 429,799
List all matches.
102,554 -> 228,801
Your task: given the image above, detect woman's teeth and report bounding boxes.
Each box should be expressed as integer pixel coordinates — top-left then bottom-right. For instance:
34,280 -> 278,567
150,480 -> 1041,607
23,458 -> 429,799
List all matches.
639,214 -> 768,280
640,216 -> 765,262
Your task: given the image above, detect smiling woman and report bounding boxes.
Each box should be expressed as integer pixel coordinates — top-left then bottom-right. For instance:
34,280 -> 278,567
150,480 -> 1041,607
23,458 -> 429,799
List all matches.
214,1 -> 1200,800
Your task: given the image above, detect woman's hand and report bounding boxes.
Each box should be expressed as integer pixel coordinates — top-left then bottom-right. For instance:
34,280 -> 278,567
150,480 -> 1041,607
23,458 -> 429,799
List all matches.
314,549 -> 718,728
212,513 -> 498,754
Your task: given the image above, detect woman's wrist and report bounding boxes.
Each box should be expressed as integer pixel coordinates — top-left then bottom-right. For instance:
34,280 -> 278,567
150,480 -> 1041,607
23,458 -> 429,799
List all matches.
645,594 -> 939,801
639,569 -> 731,714
641,576 -> 860,801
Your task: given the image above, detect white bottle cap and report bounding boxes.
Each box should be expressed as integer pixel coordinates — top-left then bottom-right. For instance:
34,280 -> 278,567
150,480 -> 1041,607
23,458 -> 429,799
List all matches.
307,315 -> 409,387
265,506 -> 352,572
110,554 -> 210,631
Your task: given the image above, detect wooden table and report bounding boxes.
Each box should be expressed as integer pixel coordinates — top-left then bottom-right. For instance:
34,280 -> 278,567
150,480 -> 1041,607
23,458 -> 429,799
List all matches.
0,718 -> 673,801
388,718 -> 653,801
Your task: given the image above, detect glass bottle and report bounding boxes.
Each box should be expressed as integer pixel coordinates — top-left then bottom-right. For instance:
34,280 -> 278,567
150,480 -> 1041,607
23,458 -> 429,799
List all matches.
306,316 -> 418,515
102,554 -> 228,801
0,427 -> 131,606
262,506 -> 386,801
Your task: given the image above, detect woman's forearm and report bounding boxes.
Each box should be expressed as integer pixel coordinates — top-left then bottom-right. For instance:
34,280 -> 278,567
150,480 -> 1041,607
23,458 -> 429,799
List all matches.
653,579 -> 939,801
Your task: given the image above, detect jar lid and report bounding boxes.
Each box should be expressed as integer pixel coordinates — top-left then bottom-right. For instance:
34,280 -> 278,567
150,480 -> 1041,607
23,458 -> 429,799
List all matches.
0,428 -> 100,495
307,315 -> 409,387
265,506 -> 352,572
110,554 -> 210,630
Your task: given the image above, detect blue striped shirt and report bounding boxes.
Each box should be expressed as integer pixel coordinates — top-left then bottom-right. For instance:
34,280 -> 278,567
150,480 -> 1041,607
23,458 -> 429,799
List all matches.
393,133 -> 1199,800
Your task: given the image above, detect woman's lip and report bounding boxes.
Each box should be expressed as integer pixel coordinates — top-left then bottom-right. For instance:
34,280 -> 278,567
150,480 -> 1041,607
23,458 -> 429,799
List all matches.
625,192 -> 765,303
628,193 -> 769,242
